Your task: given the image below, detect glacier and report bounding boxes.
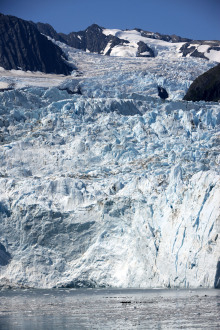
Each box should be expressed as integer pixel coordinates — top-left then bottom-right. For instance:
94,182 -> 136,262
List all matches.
0,39 -> 219,289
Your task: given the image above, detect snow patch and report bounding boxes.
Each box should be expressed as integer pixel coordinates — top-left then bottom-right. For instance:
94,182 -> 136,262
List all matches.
103,28 -> 122,36
205,49 -> 220,62
110,44 -> 138,57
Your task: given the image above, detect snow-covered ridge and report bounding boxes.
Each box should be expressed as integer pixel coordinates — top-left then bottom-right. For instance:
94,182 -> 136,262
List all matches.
35,21 -> 220,62
102,29 -> 174,57
102,28 -> 220,61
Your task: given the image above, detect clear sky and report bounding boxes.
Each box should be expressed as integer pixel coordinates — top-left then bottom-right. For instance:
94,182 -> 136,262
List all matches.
0,0 -> 219,40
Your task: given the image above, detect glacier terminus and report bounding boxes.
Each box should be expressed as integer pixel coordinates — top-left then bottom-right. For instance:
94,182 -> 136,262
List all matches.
0,25 -> 219,290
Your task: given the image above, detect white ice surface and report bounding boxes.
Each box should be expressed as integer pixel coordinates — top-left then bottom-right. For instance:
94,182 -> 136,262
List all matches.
0,39 -> 219,289
198,45 -> 210,53
0,82 -> 10,89
0,67 -> 70,89
205,49 -> 220,62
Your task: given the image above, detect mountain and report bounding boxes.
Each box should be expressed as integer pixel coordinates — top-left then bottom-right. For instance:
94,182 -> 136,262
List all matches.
0,13 -> 72,74
35,22 -> 220,61
183,63 -> 220,102
36,23 -> 155,57
0,13 -> 219,78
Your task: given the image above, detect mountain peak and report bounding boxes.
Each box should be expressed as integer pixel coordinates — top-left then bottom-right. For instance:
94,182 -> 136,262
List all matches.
85,24 -> 103,32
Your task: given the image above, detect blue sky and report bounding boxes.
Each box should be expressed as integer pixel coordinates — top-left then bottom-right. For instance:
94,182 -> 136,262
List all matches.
0,0 -> 219,40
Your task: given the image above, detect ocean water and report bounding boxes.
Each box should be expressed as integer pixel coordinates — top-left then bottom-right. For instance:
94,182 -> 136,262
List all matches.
0,288 -> 219,329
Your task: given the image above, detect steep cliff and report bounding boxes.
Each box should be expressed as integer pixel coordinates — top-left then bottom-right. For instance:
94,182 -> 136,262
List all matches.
183,63 -> 220,102
0,14 -> 72,74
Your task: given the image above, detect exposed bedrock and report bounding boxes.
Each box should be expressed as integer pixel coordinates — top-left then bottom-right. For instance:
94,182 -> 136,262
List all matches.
0,13 -> 72,74
184,63 -> 220,102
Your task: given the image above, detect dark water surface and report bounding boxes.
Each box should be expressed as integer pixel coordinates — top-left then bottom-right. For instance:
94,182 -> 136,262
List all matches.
0,288 -> 219,329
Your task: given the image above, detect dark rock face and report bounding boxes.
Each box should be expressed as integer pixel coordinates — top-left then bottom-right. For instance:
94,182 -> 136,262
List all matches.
170,34 -> 192,43
183,63 -> 220,102
36,23 -> 111,53
0,13 -> 72,74
190,49 -> 208,60
82,24 -> 108,53
35,22 -> 66,43
180,42 -> 208,60
180,43 -> 196,57
158,86 -> 169,100
139,29 -> 191,43
137,41 -> 154,57
61,24 -> 108,53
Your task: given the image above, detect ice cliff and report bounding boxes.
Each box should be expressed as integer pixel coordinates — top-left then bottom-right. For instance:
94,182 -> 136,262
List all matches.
0,40 -> 219,289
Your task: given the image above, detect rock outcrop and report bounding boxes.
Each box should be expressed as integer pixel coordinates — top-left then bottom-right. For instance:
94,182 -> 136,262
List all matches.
0,13 -> 72,74
183,63 -> 220,102
139,29 -> 192,43
158,86 -> 169,100
137,41 -> 155,57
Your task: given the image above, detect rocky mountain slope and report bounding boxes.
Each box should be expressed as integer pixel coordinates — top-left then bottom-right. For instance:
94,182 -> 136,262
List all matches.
36,23 -> 155,57
35,22 -> 220,61
184,63 -> 220,102
0,14 -> 72,74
